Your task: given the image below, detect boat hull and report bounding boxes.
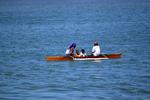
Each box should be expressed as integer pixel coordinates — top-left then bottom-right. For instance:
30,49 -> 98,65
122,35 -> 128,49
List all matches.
45,53 -> 122,61
45,56 -> 73,61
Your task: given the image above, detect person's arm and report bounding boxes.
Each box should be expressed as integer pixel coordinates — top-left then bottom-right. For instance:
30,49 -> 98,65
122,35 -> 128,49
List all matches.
92,47 -> 95,53
70,48 -> 74,54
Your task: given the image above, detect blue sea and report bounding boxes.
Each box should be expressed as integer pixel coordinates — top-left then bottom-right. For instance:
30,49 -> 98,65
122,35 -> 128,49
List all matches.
0,0 -> 150,100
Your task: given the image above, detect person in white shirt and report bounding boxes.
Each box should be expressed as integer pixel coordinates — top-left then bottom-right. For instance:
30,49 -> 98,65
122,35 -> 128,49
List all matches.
80,49 -> 86,57
92,41 -> 101,56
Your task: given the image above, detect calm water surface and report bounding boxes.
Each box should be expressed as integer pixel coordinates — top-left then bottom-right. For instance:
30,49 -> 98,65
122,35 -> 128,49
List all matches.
0,0 -> 150,100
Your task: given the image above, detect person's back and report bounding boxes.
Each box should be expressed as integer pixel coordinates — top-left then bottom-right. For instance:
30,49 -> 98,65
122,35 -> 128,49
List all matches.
80,49 -> 86,57
92,41 -> 101,56
75,49 -> 80,57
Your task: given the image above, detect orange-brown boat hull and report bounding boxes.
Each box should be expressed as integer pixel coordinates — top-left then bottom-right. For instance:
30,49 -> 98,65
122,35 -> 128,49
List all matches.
45,53 -> 122,61
45,56 -> 73,61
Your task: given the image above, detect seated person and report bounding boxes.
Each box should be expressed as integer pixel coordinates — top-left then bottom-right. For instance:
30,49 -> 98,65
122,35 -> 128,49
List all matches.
92,41 -> 101,56
80,49 -> 86,57
65,43 -> 76,56
75,49 -> 80,57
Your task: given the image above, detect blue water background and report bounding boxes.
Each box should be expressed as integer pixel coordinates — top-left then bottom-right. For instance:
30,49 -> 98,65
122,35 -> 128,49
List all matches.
0,0 -> 150,99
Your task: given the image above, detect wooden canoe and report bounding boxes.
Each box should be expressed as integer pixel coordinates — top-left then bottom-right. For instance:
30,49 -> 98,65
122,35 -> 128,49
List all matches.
45,53 -> 122,61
